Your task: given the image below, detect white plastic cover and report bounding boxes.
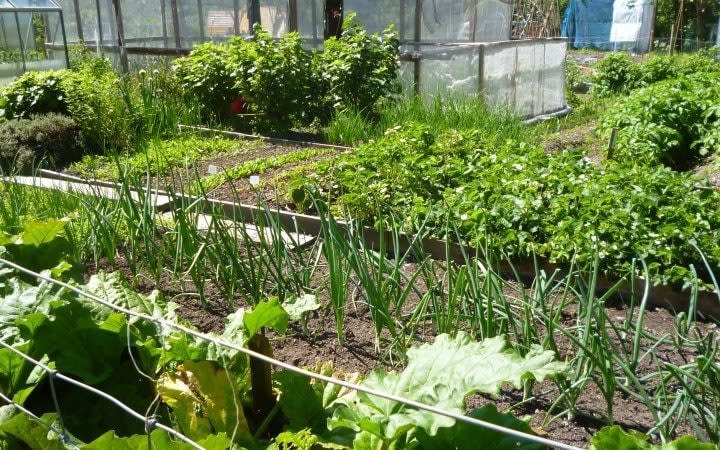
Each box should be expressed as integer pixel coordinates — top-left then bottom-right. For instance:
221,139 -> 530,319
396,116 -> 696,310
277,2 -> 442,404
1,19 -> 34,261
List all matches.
609,0 -> 654,53
402,38 -> 567,118
480,39 -> 567,117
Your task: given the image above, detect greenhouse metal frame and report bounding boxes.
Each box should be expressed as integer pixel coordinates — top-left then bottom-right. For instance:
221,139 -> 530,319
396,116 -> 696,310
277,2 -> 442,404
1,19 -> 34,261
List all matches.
0,0 -> 69,81
51,0 -> 567,119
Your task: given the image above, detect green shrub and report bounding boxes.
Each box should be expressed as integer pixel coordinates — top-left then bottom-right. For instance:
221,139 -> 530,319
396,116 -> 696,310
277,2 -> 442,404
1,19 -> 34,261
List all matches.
676,48 -> 720,76
0,71 -> 67,119
592,52 -> 643,96
0,61 -> 132,152
600,73 -> 720,168
318,17 -> 399,116
173,39 -> 239,121
639,54 -> 679,84
238,26 -> 319,131
173,21 -> 400,132
0,114 -> 84,174
61,63 -> 133,151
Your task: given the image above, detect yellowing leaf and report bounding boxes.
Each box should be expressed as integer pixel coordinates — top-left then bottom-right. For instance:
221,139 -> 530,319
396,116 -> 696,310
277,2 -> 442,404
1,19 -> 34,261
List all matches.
157,360 -> 250,443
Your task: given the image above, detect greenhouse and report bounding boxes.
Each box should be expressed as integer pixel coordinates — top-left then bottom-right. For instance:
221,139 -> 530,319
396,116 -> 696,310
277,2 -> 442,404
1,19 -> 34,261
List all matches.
47,0 -> 568,118
0,0 -> 69,83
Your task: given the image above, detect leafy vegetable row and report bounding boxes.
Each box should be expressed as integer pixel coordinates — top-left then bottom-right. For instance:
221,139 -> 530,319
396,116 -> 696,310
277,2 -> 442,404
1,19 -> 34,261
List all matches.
293,123 -> 720,287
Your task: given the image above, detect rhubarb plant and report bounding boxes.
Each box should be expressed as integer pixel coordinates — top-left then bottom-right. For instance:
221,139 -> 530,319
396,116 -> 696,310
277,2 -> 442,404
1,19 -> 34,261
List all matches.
327,332 -> 567,449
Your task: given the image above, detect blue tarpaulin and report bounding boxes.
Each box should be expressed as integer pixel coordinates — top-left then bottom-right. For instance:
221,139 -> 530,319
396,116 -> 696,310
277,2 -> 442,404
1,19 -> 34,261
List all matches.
562,0 -> 654,53
562,0 -> 615,50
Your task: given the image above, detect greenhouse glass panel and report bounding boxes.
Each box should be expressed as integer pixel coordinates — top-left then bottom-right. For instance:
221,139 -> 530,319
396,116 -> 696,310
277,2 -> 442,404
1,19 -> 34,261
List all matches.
96,0 -> 116,45
203,0 -> 251,41
344,0 -> 409,37
8,0 -> 60,8
0,12 -> 24,82
41,7 -> 69,68
296,0 -> 322,42
0,0 -> 68,84
122,0 -> 167,47
177,0 -> 202,47
259,0 -> 288,37
53,0 -> 78,42
75,0 -> 98,44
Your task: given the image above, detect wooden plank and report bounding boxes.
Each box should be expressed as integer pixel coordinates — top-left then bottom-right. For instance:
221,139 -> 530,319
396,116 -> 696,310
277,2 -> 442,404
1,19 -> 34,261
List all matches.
177,124 -> 352,151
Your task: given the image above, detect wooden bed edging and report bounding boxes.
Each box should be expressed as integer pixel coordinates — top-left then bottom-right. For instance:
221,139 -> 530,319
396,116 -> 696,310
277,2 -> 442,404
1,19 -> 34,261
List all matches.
177,124 -> 353,152
190,195 -> 720,318
8,172 -> 720,318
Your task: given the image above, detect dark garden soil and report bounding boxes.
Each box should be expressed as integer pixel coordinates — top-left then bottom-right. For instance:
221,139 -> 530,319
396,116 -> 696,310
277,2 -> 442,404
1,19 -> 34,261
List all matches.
542,122 -> 606,164
87,251 -> 719,448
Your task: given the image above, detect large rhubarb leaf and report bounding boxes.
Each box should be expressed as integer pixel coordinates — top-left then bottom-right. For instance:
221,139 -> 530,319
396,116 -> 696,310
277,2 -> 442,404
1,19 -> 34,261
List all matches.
329,332 -> 566,446
0,278 -> 57,342
590,426 -> 718,450
83,272 -> 173,324
0,218 -> 79,281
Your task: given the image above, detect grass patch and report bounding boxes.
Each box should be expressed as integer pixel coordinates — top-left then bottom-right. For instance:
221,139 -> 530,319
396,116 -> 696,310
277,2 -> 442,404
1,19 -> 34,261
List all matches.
324,95 -> 526,146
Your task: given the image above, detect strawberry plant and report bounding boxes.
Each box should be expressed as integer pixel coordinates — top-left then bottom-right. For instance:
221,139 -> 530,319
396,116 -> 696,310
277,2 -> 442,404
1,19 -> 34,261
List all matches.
294,123 -> 720,288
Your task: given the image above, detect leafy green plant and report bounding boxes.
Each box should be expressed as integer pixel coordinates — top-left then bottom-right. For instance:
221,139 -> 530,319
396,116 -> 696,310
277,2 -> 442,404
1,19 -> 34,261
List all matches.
296,123 -> 720,287
120,64 -> 200,140
238,26 -> 319,131
600,73 -> 720,168
70,135 -> 244,181
593,52 -> 643,96
190,147 -> 332,194
318,16 -> 399,117
173,39 -> 240,122
590,425 -> 717,450
0,114 -> 83,173
640,54 -> 679,85
328,332 -> 565,449
174,21 -> 400,133
0,71 -> 67,119
0,60 -> 132,152
0,217 -> 80,281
